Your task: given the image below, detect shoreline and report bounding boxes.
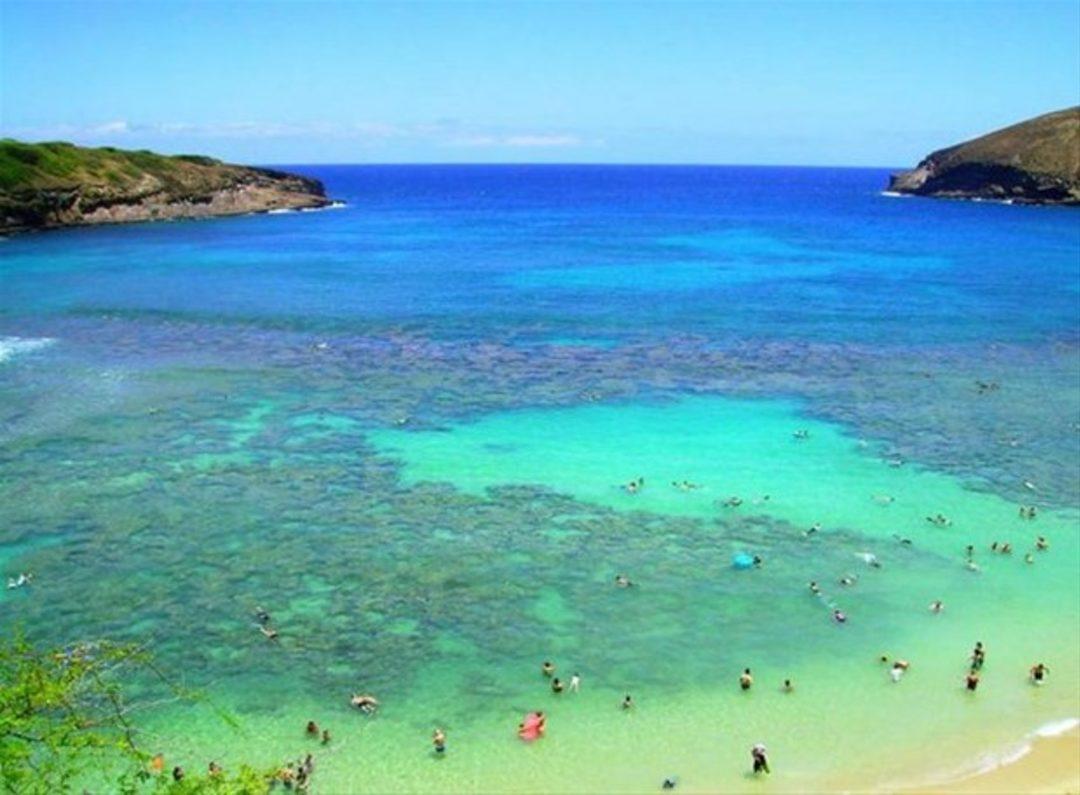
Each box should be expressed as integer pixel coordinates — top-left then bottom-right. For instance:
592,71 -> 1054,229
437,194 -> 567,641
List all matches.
904,723 -> 1079,794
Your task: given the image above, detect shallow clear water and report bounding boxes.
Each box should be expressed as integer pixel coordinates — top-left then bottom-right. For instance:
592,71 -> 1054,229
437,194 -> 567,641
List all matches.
0,166 -> 1077,792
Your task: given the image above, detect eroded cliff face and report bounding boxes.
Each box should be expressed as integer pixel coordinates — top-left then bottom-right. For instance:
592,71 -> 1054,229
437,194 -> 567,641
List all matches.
888,107 -> 1080,205
0,143 -> 332,233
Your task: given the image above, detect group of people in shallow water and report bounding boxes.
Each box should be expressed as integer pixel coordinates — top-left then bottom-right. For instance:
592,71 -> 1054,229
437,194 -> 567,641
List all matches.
225,468 -> 1058,789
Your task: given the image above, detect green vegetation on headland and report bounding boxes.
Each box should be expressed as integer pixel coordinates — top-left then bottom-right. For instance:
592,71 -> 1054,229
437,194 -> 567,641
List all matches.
0,140 -> 330,234
889,107 -> 1080,204
0,632 -> 293,793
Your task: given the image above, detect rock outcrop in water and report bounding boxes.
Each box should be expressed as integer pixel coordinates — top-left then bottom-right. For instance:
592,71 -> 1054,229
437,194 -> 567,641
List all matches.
888,107 -> 1080,205
0,140 -> 331,233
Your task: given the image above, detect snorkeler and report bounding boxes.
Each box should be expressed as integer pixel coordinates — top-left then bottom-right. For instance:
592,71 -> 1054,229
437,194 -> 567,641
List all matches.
739,668 -> 753,690
350,693 -> 380,713
255,606 -> 271,624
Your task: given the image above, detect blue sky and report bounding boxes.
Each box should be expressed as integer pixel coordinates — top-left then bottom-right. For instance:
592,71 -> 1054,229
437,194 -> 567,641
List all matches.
1,0 -> 1078,166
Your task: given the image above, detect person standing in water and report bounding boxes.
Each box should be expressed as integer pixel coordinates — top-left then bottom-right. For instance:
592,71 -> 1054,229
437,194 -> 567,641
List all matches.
739,669 -> 753,690
751,744 -> 770,775
432,728 -> 446,754
569,672 -> 581,692
541,661 -> 555,677
622,694 -> 634,710
1030,663 -> 1050,684
971,642 -> 985,670
965,671 -> 980,691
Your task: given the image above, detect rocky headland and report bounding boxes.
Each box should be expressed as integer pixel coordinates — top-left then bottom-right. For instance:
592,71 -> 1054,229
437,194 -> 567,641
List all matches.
0,140 -> 332,234
888,107 -> 1079,205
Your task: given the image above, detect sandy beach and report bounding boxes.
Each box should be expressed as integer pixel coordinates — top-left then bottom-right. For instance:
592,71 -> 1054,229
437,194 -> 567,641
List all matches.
908,727 -> 1080,795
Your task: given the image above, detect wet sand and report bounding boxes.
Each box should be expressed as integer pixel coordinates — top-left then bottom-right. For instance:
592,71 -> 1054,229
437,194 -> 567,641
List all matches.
908,727 -> 1079,794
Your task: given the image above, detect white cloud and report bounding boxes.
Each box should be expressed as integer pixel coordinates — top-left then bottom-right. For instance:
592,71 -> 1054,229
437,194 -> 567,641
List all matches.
0,119 -> 596,151
504,134 -> 581,148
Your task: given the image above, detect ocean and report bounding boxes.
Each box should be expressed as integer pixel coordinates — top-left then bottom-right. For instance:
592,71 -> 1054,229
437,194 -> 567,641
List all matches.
1,165 -> 1077,792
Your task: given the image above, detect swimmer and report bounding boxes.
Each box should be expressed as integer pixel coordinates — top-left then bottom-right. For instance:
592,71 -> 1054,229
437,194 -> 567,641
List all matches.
615,574 -> 634,588
965,560 -> 981,573
662,777 -> 678,789
321,729 -> 331,745
433,728 -> 446,754
805,523 -> 821,537
1025,553 -> 1034,565
569,672 -> 581,692
305,720 -> 319,737
255,606 -> 271,624
739,668 -> 753,690
721,496 -> 743,508
751,743 -> 770,775
929,600 -> 944,613
892,534 -> 913,545
965,544 -> 975,560
809,581 -> 821,595
833,609 -> 847,624
839,574 -> 858,587
259,625 -> 279,641
350,693 -> 380,713
782,679 -> 794,693
551,678 -> 564,694
208,761 -> 222,777
965,671 -> 979,692
542,661 -> 555,677
752,494 -> 771,505
1000,543 -> 1012,555
622,694 -> 634,710
172,766 -> 184,782
752,555 -> 763,568
1036,536 -> 1049,551
1030,663 -> 1049,684
872,494 -> 895,505
625,481 -> 639,495
857,552 -> 881,568
793,429 -> 809,440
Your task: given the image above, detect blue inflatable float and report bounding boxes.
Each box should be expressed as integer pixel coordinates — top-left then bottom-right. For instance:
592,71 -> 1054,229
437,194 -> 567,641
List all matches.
732,553 -> 755,570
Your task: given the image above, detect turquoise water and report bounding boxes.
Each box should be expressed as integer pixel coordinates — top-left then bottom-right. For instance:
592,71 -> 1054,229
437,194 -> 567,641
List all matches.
0,166 -> 1077,792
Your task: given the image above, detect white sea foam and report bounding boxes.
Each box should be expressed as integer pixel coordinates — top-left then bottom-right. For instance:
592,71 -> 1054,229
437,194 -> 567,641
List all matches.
879,191 -> 909,198
267,208 -> 295,215
0,336 -> 55,364
1033,716 -> 1080,738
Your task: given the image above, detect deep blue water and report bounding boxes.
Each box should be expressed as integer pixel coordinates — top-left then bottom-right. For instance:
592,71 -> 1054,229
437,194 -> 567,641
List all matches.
2,166 -> 1078,345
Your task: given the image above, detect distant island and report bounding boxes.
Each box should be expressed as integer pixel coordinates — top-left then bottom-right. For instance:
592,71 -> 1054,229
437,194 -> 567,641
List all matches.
0,140 -> 331,234
888,106 -> 1080,205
